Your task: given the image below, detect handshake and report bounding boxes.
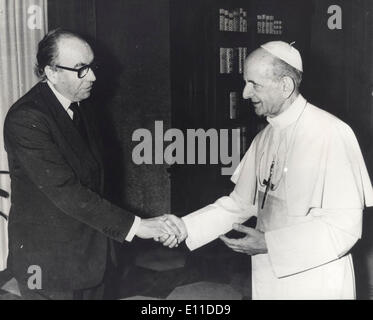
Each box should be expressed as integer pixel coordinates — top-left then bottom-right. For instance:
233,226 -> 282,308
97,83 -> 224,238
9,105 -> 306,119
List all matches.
135,214 -> 188,248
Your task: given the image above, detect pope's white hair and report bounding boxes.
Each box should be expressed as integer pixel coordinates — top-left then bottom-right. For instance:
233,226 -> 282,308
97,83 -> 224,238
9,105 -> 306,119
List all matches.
270,56 -> 303,90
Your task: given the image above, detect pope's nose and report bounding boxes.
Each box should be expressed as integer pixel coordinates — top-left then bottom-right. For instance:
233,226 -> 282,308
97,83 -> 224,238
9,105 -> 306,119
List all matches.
242,82 -> 254,99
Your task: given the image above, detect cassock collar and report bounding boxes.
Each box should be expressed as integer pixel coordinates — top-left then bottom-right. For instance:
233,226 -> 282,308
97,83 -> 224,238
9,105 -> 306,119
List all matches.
266,94 -> 307,130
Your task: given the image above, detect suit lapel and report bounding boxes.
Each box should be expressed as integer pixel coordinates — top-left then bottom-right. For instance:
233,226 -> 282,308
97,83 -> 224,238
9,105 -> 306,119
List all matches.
79,101 -> 105,193
79,100 -> 104,168
38,83 -> 101,173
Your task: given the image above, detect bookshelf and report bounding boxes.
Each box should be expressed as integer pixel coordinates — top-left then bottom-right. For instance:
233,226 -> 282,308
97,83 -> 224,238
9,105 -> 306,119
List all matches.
170,0 -> 313,214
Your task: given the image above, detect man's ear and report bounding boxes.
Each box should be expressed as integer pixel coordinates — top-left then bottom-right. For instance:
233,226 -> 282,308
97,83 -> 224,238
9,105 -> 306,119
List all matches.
45,66 -> 58,84
281,76 -> 295,99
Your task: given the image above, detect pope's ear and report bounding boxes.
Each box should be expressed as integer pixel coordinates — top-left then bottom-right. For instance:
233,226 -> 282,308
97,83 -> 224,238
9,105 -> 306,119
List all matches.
44,65 -> 58,84
281,76 -> 295,98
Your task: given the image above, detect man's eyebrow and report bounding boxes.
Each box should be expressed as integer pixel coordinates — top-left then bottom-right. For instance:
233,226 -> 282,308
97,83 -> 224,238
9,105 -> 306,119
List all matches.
73,59 -> 94,68
73,62 -> 87,68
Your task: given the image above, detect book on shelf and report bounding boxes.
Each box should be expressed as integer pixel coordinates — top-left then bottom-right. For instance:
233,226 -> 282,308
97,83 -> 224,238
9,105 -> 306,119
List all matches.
261,14 -> 266,33
224,10 -> 229,31
220,48 -> 227,74
238,48 -> 243,74
277,21 -> 283,34
242,11 -> 247,32
257,14 -> 283,34
239,126 -> 247,155
227,48 -> 234,73
229,92 -> 239,119
269,16 -> 275,34
239,47 -> 248,74
257,15 -> 262,34
233,9 -> 239,32
218,8 -> 247,32
220,47 -> 248,74
228,12 -> 234,31
219,9 -> 225,31
265,15 -> 270,34
239,8 -> 244,32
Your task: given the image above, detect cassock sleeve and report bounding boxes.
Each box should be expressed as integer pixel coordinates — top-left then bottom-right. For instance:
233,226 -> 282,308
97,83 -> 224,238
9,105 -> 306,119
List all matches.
265,208 -> 362,278
183,141 -> 258,251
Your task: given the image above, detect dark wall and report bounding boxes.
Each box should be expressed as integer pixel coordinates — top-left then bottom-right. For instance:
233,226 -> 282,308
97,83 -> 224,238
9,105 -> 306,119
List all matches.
95,0 -> 171,217
48,0 -> 96,39
306,0 -> 373,300
48,0 -> 171,217
305,0 -> 373,152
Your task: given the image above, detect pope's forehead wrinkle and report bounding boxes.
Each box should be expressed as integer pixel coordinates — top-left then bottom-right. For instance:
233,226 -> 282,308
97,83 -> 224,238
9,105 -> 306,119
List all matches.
245,60 -> 275,81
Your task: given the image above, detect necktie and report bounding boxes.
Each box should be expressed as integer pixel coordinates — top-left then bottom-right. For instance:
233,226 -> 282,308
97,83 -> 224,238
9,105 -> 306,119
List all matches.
69,102 -> 89,143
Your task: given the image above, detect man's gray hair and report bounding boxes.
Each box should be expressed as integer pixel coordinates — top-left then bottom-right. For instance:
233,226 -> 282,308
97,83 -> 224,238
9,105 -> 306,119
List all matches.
34,28 -> 87,81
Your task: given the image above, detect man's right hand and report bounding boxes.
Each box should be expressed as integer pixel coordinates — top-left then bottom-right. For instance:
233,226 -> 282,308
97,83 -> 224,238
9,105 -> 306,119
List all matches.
154,214 -> 188,248
135,215 -> 181,240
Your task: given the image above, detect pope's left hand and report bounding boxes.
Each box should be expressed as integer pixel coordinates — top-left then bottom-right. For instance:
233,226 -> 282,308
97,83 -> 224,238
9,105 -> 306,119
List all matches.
219,224 -> 268,256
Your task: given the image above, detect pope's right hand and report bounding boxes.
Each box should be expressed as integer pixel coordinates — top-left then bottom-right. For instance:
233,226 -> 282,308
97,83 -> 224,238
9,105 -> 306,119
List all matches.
135,215 -> 181,240
154,214 -> 188,248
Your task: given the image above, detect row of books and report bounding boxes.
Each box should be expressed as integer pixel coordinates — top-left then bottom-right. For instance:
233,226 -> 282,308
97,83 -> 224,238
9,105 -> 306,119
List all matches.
257,15 -> 283,34
229,92 -> 239,120
229,94 -> 249,154
238,126 -> 248,156
219,8 -> 248,32
219,47 -> 248,74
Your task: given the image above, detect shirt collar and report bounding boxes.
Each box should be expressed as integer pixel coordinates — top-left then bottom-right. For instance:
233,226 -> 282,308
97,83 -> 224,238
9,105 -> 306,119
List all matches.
266,94 -> 307,129
47,81 -> 72,111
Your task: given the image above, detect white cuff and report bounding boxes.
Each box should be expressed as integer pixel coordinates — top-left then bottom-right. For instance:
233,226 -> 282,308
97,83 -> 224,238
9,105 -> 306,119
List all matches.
125,216 -> 141,242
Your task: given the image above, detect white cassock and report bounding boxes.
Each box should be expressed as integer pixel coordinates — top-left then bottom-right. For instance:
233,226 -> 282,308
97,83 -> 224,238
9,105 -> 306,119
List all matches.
182,94 -> 373,300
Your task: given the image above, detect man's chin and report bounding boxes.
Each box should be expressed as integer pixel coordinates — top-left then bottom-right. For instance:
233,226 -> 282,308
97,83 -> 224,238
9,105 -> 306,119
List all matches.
79,92 -> 91,100
254,108 -> 264,116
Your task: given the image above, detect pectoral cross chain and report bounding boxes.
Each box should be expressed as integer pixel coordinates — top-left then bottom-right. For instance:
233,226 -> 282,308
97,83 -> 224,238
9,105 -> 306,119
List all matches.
261,159 -> 275,209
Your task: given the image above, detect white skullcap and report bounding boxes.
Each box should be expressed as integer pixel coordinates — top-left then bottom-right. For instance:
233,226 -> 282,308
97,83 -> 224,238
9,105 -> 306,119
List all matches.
260,41 -> 303,72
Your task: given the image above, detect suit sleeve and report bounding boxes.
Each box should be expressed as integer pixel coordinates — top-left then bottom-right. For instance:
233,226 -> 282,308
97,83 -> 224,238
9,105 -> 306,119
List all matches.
4,107 -> 136,243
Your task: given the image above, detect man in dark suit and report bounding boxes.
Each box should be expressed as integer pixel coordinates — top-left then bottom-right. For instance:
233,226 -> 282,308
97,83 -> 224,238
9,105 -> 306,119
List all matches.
3,29 -> 179,300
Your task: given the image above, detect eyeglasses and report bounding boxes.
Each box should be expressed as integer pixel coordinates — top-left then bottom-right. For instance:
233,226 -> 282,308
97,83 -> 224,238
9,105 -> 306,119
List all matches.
55,62 -> 99,79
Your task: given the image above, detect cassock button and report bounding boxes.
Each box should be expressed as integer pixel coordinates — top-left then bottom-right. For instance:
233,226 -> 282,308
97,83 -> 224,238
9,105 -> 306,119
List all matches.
284,167 -> 288,173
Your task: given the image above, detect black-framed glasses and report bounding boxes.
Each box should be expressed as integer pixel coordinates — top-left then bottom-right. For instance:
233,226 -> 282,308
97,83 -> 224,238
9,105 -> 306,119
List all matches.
55,62 -> 99,79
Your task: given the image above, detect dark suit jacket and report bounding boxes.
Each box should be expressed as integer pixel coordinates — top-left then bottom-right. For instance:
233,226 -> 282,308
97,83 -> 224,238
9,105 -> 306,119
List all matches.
4,82 -> 135,291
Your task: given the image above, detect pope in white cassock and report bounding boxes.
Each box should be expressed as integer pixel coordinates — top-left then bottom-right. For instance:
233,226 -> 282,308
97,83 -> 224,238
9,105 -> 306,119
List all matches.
161,41 -> 373,299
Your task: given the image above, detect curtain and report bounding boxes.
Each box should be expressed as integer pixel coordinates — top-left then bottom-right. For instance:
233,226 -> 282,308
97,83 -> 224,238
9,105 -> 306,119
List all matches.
0,0 -> 48,271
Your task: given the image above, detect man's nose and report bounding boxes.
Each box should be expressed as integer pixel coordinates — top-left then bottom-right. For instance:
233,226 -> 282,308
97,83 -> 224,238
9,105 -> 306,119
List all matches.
86,68 -> 96,82
242,83 -> 254,100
